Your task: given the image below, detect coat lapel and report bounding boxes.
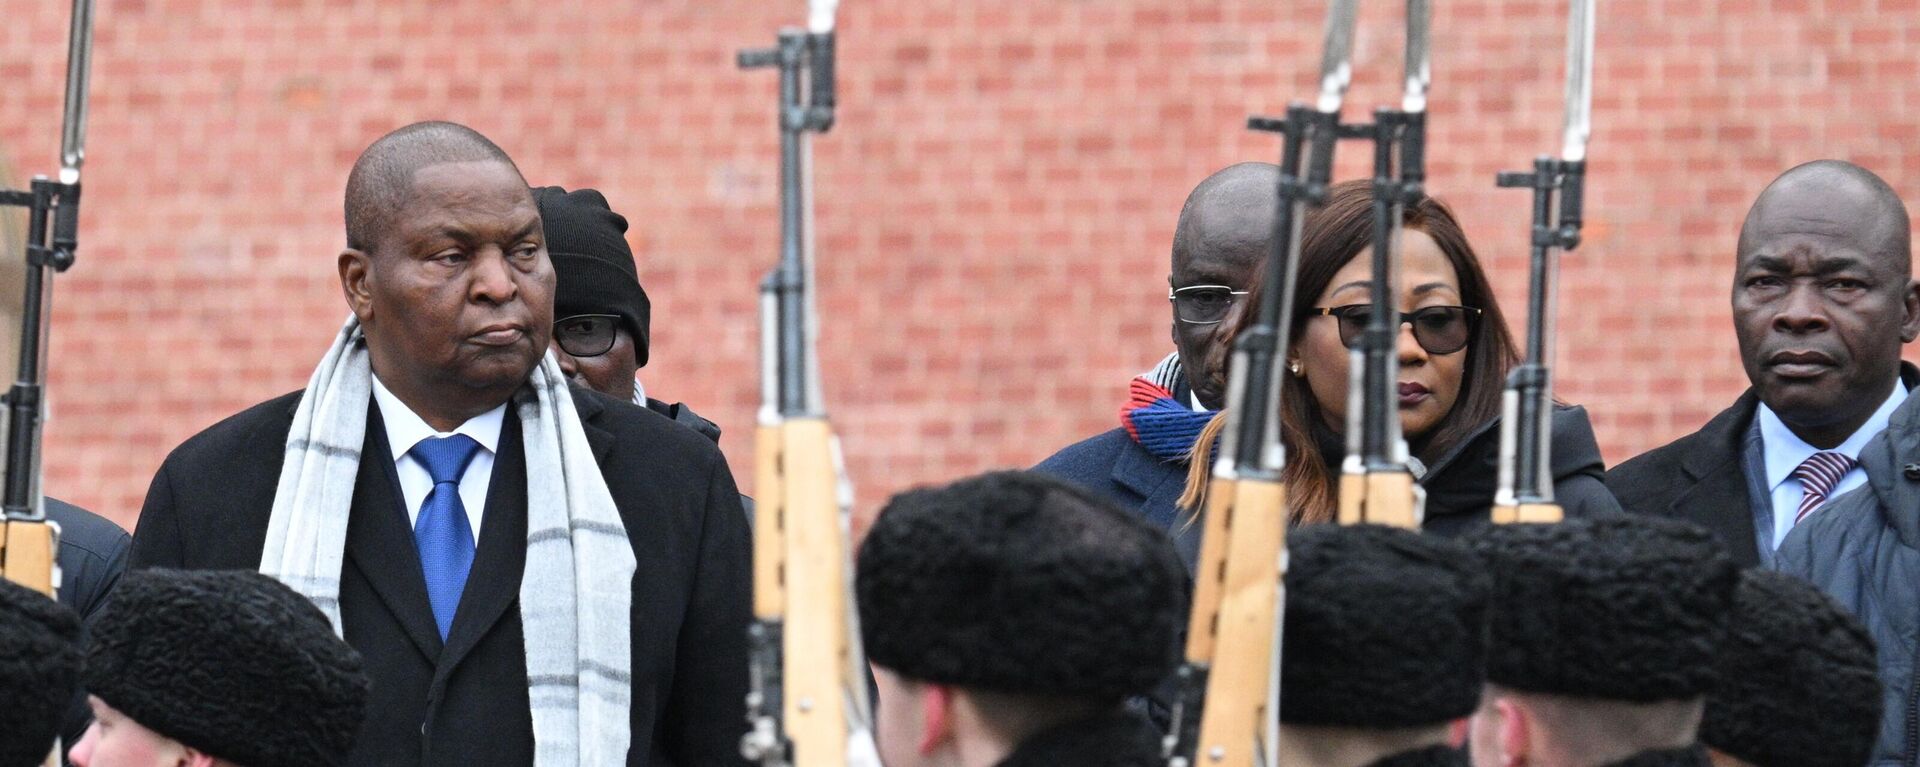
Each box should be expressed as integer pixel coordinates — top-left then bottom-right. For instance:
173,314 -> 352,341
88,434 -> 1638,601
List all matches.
435,406 -> 529,687
345,402 -> 444,664
1672,391 -> 1763,567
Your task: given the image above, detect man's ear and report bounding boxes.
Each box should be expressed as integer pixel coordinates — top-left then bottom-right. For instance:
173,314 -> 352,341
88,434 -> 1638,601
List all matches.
1899,277 -> 1920,343
340,248 -> 375,323
175,743 -> 217,767
918,683 -> 954,756
1496,698 -> 1531,767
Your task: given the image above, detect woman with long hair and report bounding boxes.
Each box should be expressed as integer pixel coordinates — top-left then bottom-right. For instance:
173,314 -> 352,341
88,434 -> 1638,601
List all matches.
1181,179 -> 1620,536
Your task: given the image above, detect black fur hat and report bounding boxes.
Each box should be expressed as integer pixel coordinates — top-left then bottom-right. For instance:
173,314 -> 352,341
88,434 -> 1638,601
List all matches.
85,569 -> 371,767
857,471 -> 1186,699
1700,569 -> 1880,767
1469,516 -> 1737,701
1281,524 -> 1489,727
0,579 -> 80,767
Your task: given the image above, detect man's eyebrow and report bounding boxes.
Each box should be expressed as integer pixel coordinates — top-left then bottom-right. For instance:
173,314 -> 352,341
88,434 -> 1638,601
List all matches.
1743,253 -> 1868,275
1175,268 -> 1245,287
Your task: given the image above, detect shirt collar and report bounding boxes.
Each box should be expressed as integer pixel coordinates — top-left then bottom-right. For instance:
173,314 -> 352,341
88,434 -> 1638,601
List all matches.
370,374 -> 506,462
1756,377 -> 1908,491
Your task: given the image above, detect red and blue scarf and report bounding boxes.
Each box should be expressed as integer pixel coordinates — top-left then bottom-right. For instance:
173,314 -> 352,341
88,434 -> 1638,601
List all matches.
1119,353 -> 1218,462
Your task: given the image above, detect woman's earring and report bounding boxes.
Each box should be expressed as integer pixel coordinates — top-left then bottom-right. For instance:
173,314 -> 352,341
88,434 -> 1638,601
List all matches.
1287,359 -> 1303,376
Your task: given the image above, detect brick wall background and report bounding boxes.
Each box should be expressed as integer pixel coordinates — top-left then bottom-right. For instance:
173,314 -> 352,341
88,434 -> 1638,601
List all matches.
3,0 -> 1917,532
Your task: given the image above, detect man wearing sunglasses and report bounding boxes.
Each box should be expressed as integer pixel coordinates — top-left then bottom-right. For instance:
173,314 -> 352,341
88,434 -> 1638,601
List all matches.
535,186 -> 725,446
1036,163 -> 1277,569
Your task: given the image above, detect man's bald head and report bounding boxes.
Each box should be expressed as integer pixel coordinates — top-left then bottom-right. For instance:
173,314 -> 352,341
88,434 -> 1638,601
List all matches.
1739,159 -> 1910,274
1731,159 -> 1920,447
344,121 -> 526,253
1169,162 -> 1280,409
1172,162 -> 1282,273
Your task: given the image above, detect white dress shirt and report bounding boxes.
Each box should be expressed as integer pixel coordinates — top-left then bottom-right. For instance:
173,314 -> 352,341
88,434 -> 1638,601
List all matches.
1757,378 -> 1908,548
371,375 -> 505,543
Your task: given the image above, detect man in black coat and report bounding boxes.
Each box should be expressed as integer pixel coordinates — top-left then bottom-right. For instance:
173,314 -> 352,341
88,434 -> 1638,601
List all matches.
130,121 -> 752,767
1035,162 -> 1274,564
1607,160 -> 1920,567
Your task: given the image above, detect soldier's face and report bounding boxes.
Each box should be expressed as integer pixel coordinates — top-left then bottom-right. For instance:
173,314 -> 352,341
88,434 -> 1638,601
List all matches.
69,696 -> 207,767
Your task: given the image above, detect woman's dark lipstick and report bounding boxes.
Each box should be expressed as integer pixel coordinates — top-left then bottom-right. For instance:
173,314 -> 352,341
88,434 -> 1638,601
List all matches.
1397,381 -> 1430,406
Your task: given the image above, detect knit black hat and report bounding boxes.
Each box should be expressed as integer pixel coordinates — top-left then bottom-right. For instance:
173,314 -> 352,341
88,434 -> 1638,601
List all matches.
857,471 -> 1187,699
1700,569 -> 1880,767
1280,524 -> 1489,727
535,185 -> 651,367
85,569 -> 371,767
0,579 -> 80,767
1469,516 -> 1737,702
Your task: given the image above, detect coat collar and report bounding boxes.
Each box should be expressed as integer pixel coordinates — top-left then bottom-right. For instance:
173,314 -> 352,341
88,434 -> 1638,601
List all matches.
994,712 -> 1164,767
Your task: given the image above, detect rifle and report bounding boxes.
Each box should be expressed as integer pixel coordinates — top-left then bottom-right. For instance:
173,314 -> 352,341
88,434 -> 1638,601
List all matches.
737,3 -> 881,766
1164,3 -> 1358,765
1491,0 -> 1594,525
1336,0 -> 1431,531
0,0 -> 94,599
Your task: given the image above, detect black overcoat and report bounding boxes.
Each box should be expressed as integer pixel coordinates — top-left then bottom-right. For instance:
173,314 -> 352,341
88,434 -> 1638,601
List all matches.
130,386 -> 752,767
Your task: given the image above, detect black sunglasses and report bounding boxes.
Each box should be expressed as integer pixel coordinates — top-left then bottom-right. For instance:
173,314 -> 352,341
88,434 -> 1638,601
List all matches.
1304,304 -> 1482,355
553,314 -> 622,358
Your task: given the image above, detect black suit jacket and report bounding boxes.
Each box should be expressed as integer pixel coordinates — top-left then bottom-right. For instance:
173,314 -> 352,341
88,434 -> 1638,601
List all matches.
1607,362 -> 1920,568
130,387 -> 752,767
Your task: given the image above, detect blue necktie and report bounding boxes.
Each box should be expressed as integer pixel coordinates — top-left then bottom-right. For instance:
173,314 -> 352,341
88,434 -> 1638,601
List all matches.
411,434 -> 482,641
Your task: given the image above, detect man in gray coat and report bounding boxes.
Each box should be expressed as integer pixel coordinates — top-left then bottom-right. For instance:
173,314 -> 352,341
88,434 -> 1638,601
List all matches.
1777,386 -> 1920,766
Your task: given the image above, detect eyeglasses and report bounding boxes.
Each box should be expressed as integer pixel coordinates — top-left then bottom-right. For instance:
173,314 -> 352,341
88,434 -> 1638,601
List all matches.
1169,285 -> 1250,325
553,314 -> 621,358
1304,304 -> 1482,355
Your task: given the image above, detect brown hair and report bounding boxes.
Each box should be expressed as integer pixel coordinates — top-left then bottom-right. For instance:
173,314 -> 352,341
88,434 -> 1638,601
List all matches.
1179,180 -> 1520,524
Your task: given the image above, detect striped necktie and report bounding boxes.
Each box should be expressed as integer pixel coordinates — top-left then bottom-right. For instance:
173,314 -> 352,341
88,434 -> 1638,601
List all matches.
1791,451 -> 1857,524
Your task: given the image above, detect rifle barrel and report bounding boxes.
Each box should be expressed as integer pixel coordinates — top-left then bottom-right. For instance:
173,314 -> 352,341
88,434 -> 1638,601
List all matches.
1561,0 -> 1595,162
59,0 -> 95,183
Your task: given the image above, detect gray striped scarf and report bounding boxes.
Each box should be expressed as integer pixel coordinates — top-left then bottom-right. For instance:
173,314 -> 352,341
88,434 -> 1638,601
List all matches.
259,317 -> 636,765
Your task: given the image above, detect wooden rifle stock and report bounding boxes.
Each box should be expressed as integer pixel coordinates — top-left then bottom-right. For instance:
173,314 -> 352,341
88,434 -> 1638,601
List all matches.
739,4 -> 877,765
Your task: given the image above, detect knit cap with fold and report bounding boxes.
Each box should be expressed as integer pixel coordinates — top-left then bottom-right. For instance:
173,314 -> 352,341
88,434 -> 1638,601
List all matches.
1468,516 -> 1738,701
84,569 -> 370,767
856,470 -> 1187,699
535,185 -> 651,367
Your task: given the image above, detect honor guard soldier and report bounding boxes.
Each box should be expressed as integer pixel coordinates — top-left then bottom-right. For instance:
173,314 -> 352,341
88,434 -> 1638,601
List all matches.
1467,517 -> 1738,767
856,471 -> 1185,767
1698,570 -> 1880,767
0,578 -> 81,767
1279,524 -> 1490,767
69,569 -> 369,767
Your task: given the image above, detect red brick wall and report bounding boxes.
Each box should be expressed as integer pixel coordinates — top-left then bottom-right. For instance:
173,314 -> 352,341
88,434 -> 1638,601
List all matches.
3,0 -> 1917,531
